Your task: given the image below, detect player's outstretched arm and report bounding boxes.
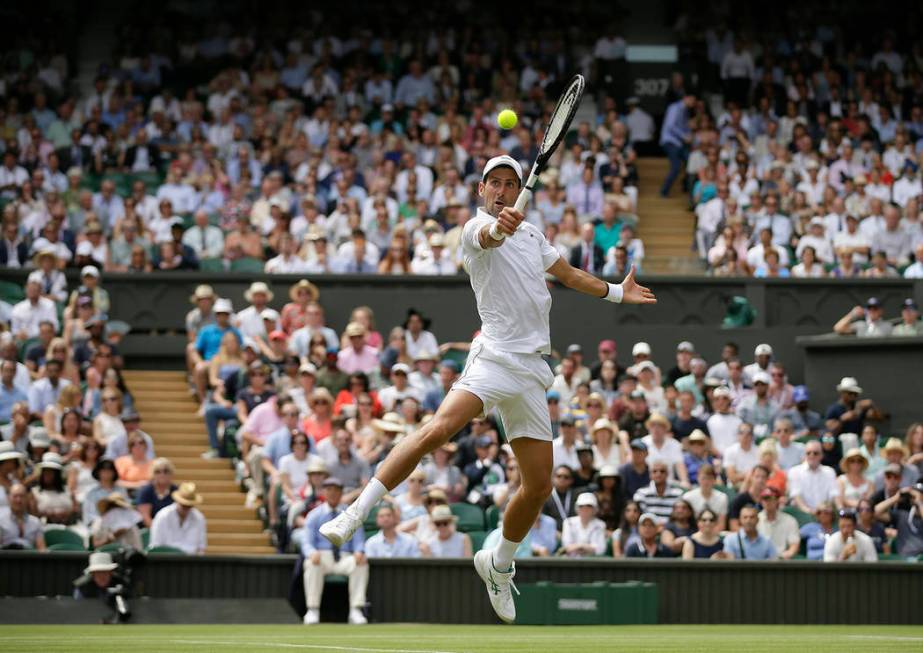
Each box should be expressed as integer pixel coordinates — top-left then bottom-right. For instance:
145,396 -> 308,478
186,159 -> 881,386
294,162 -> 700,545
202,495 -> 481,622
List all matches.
546,259 -> 656,305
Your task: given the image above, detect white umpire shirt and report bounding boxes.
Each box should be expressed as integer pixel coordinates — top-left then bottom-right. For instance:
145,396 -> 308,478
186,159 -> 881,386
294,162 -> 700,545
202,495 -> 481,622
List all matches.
149,503 -> 207,554
462,209 -> 561,355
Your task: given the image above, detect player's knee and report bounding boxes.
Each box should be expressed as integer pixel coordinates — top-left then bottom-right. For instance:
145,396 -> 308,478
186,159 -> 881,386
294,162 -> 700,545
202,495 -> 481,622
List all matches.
521,478 -> 553,503
417,415 -> 453,451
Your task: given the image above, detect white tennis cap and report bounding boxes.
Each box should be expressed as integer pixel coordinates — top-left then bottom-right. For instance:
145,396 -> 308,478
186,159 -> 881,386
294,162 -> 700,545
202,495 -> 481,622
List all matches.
482,155 -> 522,183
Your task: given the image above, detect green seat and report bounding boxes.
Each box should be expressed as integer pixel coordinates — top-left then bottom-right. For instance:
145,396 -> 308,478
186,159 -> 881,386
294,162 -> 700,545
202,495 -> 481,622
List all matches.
0,280 -> 25,304
449,502 -> 485,532
130,171 -> 164,192
326,574 -> 348,584
47,542 -> 87,552
783,506 -> 815,528
485,505 -> 501,531
713,484 -> 737,505
229,257 -> 265,273
140,528 -> 150,549
17,337 -> 39,361
363,505 -> 381,533
95,542 -> 123,554
441,347 -> 468,369
468,530 -> 488,553
146,545 -> 185,554
198,258 -> 225,272
44,528 -> 85,550
879,553 -> 906,562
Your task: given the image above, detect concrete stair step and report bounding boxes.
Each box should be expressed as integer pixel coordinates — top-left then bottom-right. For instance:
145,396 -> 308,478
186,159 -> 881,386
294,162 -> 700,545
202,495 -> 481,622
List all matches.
206,545 -> 276,555
135,401 -> 199,412
207,532 -> 271,546
188,480 -> 241,493
207,519 -> 263,534
134,413 -> 204,424
154,444 -> 212,456
123,370 -> 187,380
200,505 -> 257,520
151,435 -> 208,446
198,492 -> 248,506
172,468 -> 236,480
168,457 -> 233,470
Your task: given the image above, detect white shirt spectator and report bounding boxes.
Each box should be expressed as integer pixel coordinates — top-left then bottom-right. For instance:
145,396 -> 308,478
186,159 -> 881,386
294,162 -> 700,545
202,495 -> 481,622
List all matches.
410,252 -> 457,275
683,487 -> 729,518
721,49 -> 755,79
777,441 -> 805,471
552,436 -> 580,470
822,529 -> 878,562
706,412 -> 743,455
593,35 -> 627,60
757,510 -> 801,555
181,224 -> 224,260
561,514 -> 608,556
892,176 -> 923,208
377,385 -> 424,412
265,253 -> 310,274
796,233 -> 834,264
625,107 -> 655,143
641,435 -> 684,480
787,462 -> 837,511
149,503 -> 207,554
235,305 -> 276,340
746,243 -> 789,269
10,297 -> 58,338
404,330 -> 439,361
27,377 -> 72,415
723,441 -> 759,477
156,183 -> 197,214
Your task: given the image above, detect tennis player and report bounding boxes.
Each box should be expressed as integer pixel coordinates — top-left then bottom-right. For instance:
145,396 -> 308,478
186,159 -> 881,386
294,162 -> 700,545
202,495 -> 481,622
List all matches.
322,155 -> 656,622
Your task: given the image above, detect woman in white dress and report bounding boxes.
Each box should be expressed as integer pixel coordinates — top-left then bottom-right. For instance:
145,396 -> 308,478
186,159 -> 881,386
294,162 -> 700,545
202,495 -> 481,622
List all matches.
591,418 -> 626,470
836,448 -> 873,509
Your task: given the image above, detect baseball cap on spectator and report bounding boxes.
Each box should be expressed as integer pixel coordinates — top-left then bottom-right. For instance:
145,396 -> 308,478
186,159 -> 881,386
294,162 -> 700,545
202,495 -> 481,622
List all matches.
575,442 -> 592,454
413,350 -> 439,362
306,226 -> 327,242
792,385 -> 810,403
268,330 -> 287,342
575,493 -> 598,508
808,216 -> 825,229
345,322 -> 367,337
903,298 -> 918,311
306,458 -> 328,475
760,486 -> 781,499
598,465 -> 619,478
638,512 -> 658,526
391,363 -> 411,375
29,429 -> 52,449
475,435 -> 493,448
754,344 -> 773,357
629,389 -> 646,400
76,241 -> 94,257
214,298 -> 233,313
80,265 -> 100,278
630,440 -> 648,452
598,339 -> 616,353
676,341 -> 695,353
865,297 -> 881,309
703,376 -> 722,388
439,360 -> 460,373
635,360 -> 656,374
381,104 -> 394,113
804,159 -> 820,171
752,371 -> 771,385
242,338 -> 259,353
482,155 -> 523,183
168,216 -> 185,230
591,418 -> 615,434
632,342 -> 651,356
260,308 -> 280,322
712,386 -> 731,398
560,414 -> 577,426
882,463 -> 902,476
546,390 -> 561,402
836,377 -> 862,394
566,344 -> 582,355
428,233 -> 445,248
298,362 -> 317,375
322,476 -> 344,488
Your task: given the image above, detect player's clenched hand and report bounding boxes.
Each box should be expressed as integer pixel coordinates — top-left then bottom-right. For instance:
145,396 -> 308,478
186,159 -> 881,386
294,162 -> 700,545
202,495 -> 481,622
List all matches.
621,266 -> 656,305
496,207 -> 525,236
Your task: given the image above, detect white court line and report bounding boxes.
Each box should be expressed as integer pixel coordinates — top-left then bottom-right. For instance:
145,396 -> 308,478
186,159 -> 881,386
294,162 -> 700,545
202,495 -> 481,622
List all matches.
171,639 -> 460,653
846,635 -> 923,642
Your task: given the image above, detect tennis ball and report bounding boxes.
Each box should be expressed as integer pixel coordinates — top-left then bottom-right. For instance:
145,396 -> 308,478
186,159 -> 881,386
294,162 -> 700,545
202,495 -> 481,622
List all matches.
497,109 -> 518,130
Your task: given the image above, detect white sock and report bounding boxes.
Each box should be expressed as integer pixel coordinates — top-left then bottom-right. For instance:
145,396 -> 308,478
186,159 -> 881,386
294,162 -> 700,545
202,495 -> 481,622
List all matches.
492,533 -> 520,572
353,477 -> 388,519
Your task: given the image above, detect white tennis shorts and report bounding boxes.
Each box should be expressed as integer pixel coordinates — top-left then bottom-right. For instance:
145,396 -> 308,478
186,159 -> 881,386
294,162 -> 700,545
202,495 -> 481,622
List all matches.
452,337 -> 555,442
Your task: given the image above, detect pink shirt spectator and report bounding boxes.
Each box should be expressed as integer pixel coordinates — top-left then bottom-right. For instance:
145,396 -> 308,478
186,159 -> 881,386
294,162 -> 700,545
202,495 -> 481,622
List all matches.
241,399 -> 283,445
337,345 -> 380,374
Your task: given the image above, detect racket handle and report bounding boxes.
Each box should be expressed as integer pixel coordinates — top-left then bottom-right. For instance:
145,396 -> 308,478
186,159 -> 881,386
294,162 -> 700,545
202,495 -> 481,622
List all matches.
514,187 -> 532,213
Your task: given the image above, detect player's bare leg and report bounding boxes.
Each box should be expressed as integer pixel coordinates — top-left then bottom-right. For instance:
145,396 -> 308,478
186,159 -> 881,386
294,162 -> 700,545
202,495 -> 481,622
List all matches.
320,389 -> 483,546
473,436 -> 552,623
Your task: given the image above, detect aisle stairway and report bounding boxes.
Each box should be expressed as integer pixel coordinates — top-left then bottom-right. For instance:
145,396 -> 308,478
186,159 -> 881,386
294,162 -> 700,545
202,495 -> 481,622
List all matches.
122,370 -> 274,555
634,158 -> 704,275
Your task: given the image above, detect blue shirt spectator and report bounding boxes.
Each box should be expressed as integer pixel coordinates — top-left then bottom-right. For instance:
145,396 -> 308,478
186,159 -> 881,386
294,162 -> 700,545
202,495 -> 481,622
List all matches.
195,323 -> 242,361
0,367 -> 27,422
723,529 -> 778,560
800,521 -> 834,561
303,500 -> 365,554
365,530 -> 420,558
659,98 -> 690,148
529,513 -> 559,555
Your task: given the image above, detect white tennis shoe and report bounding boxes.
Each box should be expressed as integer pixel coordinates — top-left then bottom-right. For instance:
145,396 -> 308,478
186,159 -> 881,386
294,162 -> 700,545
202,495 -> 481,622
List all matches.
319,507 -> 362,547
473,549 -> 520,624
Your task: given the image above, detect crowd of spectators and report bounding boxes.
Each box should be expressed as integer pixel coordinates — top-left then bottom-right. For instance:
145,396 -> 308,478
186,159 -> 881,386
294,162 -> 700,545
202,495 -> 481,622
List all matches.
0,4 -> 648,282
664,10 -> 923,278
0,265 -> 206,554
175,279 -> 923,565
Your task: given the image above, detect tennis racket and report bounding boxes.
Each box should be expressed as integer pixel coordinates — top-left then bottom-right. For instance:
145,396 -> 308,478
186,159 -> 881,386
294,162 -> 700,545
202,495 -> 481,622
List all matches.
494,73 -> 586,239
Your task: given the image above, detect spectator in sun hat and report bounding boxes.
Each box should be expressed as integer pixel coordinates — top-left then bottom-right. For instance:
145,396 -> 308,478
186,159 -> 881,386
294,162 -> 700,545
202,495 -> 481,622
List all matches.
833,296 -> 893,337
873,438 -> 918,491
891,298 -> 922,336
149,481 -> 207,554
825,376 -> 880,437
641,412 -> 689,487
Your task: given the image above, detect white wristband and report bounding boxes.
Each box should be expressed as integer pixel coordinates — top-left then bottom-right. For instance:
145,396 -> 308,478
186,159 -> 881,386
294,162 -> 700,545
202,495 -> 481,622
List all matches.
488,223 -> 506,241
604,282 -> 623,303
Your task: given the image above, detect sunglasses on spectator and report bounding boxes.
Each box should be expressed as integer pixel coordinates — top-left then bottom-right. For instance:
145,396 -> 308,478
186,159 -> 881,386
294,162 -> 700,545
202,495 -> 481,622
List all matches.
358,401 -> 373,407
806,451 -> 821,456
426,498 -> 446,505
154,468 -> 171,474
651,469 -> 667,474
103,397 -> 119,402
555,473 -> 572,479
311,400 -> 329,406
251,371 -> 267,377
699,517 -> 715,523
292,440 -> 309,447
408,478 -> 423,483
434,521 -> 451,527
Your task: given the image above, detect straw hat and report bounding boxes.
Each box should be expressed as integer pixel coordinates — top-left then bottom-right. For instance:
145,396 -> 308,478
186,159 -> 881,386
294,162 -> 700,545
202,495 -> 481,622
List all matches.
840,448 -> 869,472
880,438 -> 909,460
97,492 -> 133,515
429,505 -> 457,523
244,281 -> 274,303
32,247 -> 58,267
37,452 -> 64,471
372,412 -> 405,434
171,482 -> 204,506
84,552 -> 119,574
591,418 -> 615,435
645,412 -> 670,429
289,279 -> 320,302
306,458 -> 328,475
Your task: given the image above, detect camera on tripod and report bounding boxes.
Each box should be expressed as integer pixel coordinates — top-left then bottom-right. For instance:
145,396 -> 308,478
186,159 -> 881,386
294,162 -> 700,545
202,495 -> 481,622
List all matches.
73,547 -> 146,624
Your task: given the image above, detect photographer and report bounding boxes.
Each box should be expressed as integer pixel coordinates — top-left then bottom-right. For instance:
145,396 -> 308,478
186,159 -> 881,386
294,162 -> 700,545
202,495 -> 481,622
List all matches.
875,481 -> 923,558
73,551 -> 134,623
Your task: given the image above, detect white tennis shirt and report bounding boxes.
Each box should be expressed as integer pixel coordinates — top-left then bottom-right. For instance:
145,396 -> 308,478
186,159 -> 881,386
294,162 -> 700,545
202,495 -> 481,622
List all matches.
462,209 -> 562,355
